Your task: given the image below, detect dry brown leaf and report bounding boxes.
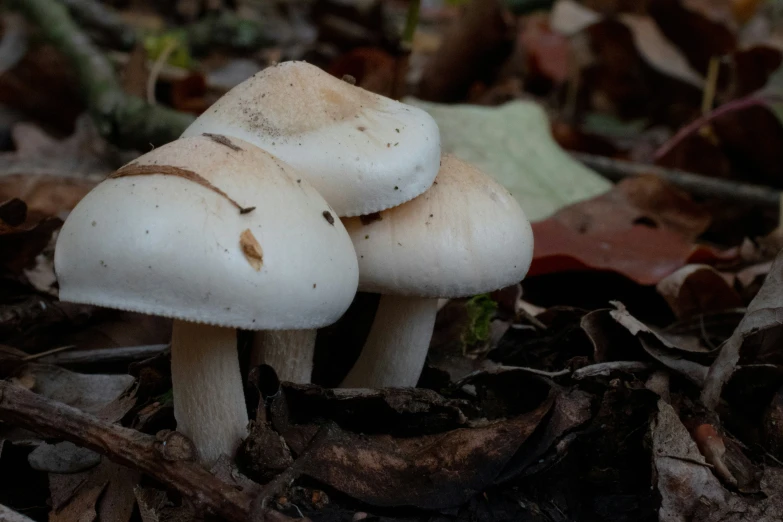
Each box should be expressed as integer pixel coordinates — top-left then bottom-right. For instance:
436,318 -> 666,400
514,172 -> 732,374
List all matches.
10,364 -> 134,420
0,116 -> 126,179
651,400 -> 728,522
657,264 -> 744,320
551,0 -> 704,87
28,441 -> 100,473
49,482 -> 107,522
703,249 -> 783,409
530,175 -> 731,285
50,459 -> 140,522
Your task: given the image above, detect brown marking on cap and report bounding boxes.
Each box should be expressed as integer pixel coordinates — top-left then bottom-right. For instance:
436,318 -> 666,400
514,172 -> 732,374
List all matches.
111,164 -> 255,214
323,210 -> 335,225
360,212 -> 382,226
240,229 -> 263,271
202,133 -> 242,151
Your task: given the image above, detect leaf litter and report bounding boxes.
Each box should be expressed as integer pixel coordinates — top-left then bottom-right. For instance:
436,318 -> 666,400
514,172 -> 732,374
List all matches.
4,0 -> 783,521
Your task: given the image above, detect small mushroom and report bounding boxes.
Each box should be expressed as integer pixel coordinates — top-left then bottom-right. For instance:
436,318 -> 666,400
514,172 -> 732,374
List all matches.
340,155 -> 534,388
182,61 -> 442,383
54,136 -> 358,464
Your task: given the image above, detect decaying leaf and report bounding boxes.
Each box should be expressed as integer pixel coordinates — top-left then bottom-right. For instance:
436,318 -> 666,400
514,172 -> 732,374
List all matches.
50,459 -> 140,522
291,399 -> 553,509
657,265 -> 743,320
703,249 -> 783,409
10,364 -> 135,421
651,400 -> 728,522
408,99 -> 612,221
28,441 -> 100,473
529,175 -> 734,285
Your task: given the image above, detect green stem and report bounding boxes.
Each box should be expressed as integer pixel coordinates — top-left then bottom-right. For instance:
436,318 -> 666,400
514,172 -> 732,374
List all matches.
401,0 -> 421,49
10,0 -> 194,150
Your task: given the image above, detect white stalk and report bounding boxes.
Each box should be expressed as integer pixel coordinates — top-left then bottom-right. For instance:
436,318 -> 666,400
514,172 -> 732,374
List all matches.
341,295 -> 437,388
170,320 -> 248,466
250,330 -> 317,383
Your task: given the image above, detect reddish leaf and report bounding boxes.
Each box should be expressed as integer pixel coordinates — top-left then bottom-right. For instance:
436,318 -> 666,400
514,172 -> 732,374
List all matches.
529,175 -> 735,285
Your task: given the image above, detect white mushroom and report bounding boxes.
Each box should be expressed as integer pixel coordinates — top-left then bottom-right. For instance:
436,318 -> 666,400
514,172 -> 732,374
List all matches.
340,155 -> 534,388
55,135 -> 358,464
181,61 -> 441,383
181,61 -> 441,217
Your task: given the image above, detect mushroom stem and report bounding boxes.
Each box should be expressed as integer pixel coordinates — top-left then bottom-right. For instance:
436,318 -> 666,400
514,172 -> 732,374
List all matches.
170,320 -> 248,466
251,330 -> 316,383
341,295 -> 437,388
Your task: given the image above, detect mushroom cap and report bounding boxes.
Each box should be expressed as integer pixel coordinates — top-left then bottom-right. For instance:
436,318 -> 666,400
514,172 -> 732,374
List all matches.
55,135 -> 359,330
181,61 -> 441,218
342,155 -> 534,298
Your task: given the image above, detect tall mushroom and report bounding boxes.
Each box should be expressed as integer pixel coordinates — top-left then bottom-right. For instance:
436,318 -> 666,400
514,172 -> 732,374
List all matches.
55,135 -> 358,464
181,60 -> 441,383
340,155 -> 534,388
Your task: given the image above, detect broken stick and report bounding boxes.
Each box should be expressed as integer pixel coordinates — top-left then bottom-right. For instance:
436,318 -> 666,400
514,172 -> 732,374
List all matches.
0,381 -> 294,522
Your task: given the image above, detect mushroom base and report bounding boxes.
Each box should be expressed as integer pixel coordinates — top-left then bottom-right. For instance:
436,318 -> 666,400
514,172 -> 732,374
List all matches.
340,295 -> 438,388
171,320 -> 248,466
251,329 -> 316,384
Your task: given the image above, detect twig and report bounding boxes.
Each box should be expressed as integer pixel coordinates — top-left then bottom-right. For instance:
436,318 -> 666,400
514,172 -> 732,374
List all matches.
60,0 -> 136,50
0,381 -> 295,522
10,0 -> 194,150
21,344 -> 75,362
572,361 -> 653,380
572,152 -> 781,207
147,40 -> 179,105
401,0 -> 421,49
653,95 -> 773,160
659,454 -> 715,469
0,504 -> 36,522
38,344 -> 170,366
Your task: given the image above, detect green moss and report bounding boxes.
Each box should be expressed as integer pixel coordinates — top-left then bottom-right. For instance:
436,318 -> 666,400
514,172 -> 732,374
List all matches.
462,294 -> 498,347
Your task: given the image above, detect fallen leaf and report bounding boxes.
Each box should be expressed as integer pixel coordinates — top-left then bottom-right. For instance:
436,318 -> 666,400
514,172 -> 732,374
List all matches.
28,441 -> 100,473
407,99 -> 612,221
610,302 -> 712,385
0,116 -> 128,179
651,400 -> 728,522
529,175 -> 734,285
703,248 -> 783,409
691,467 -> 783,521
49,482 -> 107,522
657,264 -> 744,319
290,398 -> 553,509
50,459 -> 140,522
0,198 -> 62,273
551,0 -> 705,87
10,364 -> 135,420
0,175 -> 96,217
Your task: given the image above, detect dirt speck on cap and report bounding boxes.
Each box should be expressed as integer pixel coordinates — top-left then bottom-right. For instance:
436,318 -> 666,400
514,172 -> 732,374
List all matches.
323,211 -> 335,225
240,229 -> 264,271
202,133 -> 242,151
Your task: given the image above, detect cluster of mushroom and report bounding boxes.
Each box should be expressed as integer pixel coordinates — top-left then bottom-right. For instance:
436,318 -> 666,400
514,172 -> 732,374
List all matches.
53,62 -> 534,467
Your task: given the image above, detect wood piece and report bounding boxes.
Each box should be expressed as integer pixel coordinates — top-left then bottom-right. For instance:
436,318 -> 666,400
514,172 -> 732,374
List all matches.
573,152 -> 781,207
0,381 -> 295,522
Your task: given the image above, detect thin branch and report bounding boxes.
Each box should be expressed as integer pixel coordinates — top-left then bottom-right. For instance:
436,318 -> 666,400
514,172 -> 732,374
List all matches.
60,0 -> 137,50
10,0 -> 194,150
38,344 -> 169,366
572,361 -> 653,380
572,152 -> 781,207
653,95 -> 771,160
401,0 -> 421,49
0,381 -> 294,522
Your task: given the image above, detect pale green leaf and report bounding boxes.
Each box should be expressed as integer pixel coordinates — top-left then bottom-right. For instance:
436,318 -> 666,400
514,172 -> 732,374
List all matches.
405,99 -> 612,221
